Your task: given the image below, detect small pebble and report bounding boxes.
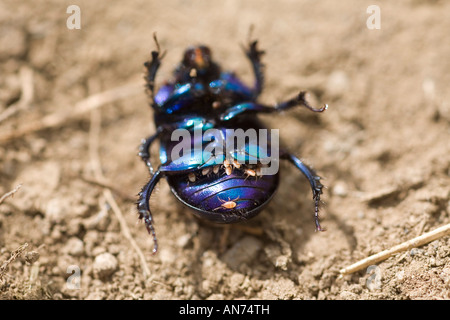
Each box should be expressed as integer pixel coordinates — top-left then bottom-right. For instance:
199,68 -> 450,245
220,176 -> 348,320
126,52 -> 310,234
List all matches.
63,237 -> 84,256
332,181 -> 348,197
222,236 -> 262,270
93,252 -> 118,280
176,234 -> 192,248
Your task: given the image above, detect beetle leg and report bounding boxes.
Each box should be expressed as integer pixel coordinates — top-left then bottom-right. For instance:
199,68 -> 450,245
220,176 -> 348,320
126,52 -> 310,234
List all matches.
137,168 -> 163,254
243,38 -> 265,98
220,102 -> 270,121
138,127 -> 163,174
274,91 -> 328,113
220,93 -> 327,121
241,25 -> 265,98
281,151 -> 325,232
144,33 -> 166,106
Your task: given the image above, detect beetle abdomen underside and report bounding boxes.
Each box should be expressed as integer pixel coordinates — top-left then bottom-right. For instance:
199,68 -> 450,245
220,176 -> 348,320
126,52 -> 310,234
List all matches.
168,169 -> 279,223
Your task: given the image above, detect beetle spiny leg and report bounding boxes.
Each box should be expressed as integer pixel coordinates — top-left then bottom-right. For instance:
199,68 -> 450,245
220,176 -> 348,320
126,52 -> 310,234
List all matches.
137,196 -> 158,254
145,33 -> 167,106
145,216 -> 158,254
281,151 -> 326,232
313,188 -> 325,232
137,169 -> 162,254
241,26 -> 265,98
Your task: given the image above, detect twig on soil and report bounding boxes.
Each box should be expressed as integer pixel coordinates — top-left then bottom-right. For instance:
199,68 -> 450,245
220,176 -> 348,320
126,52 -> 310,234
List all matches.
0,80 -> 142,144
0,243 -> 29,281
88,107 -> 150,278
0,184 -> 22,205
0,66 -> 34,124
79,176 -> 136,202
339,223 -> 450,275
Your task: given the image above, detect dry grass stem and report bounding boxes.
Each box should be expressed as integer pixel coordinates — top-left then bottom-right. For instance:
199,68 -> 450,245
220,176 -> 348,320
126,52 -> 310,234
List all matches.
0,66 -> 34,124
80,176 -> 136,202
0,243 -> 29,281
340,223 -> 450,275
0,184 -> 23,205
0,81 -> 142,144
88,108 -> 150,278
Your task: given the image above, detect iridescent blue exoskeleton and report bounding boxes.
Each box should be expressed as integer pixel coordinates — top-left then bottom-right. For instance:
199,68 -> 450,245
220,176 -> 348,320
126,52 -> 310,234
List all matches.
137,35 -> 328,253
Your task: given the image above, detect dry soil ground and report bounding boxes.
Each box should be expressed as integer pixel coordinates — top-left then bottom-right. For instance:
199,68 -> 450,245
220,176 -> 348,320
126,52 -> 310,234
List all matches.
0,0 -> 449,300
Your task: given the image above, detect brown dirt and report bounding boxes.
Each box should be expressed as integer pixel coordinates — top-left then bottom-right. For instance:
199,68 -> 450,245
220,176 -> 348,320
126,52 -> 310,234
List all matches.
1,0 -> 449,300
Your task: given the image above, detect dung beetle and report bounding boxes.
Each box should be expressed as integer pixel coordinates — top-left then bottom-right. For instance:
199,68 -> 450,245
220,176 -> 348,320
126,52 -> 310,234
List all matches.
137,35 -> 328,253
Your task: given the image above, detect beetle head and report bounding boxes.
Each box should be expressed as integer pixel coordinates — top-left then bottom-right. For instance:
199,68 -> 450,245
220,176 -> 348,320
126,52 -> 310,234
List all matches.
176,45 -> 221,83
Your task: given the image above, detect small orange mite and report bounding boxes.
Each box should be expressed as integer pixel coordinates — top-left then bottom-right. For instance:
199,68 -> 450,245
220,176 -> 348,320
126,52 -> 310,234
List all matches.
245,168 -> 256,177
223,159 -> 231,168
213,196 -> 240,211
202,167 -> 211,175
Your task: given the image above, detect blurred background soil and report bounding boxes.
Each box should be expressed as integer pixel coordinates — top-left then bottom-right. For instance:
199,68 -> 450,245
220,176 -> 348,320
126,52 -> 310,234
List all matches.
0,0 -> 449,300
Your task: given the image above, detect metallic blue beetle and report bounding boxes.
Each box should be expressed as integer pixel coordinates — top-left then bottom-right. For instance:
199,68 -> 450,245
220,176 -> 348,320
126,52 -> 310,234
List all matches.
137,35 -> 328,253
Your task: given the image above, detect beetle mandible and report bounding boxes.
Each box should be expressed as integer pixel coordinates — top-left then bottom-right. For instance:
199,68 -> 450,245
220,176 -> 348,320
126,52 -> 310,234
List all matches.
137,34 -> 328,253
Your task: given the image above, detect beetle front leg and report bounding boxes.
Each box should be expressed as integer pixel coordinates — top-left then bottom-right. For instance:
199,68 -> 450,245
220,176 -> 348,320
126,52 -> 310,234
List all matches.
280,151 -> 324,232
144,33 -> 166,106
137,168 -> 163,254
244,40 -> 265,98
